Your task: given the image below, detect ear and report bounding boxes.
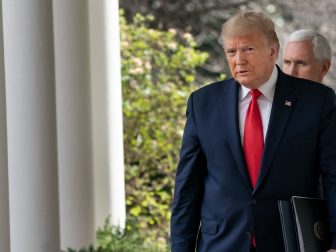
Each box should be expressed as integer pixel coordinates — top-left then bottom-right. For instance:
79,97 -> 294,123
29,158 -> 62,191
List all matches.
321,59 -> 331,77
270,43 -> 279,59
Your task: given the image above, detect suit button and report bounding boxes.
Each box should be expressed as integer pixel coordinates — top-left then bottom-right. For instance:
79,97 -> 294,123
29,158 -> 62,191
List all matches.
251,199 -> 257,204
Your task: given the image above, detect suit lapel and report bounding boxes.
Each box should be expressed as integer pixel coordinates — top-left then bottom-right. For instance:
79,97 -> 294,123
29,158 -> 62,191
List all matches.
220,80 -> 252,190
254,70 -> 296,192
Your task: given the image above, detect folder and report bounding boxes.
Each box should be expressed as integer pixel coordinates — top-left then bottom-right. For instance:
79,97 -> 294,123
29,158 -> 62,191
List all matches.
278,196 -> 331,252
278,200 -> 299,252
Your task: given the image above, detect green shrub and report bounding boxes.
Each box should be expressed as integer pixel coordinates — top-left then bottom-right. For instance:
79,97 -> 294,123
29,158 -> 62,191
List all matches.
96,218 -> 169,252
120,8 -> 208,244
65,218 -> 169,252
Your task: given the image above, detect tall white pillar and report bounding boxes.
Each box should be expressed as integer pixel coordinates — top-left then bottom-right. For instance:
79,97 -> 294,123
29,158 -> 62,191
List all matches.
53,0 -> 95,249
2,1 -> 60,251
106,0 -> 126,230
89,0 -> 126,229
0,0 -> 10,251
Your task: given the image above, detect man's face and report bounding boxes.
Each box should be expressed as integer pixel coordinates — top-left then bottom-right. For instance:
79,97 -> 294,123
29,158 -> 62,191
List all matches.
282,40 -> 329,83
223,33 -> 278,89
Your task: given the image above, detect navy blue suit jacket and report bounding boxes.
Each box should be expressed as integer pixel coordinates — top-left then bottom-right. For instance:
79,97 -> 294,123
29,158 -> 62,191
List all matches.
171,68 -> 336,252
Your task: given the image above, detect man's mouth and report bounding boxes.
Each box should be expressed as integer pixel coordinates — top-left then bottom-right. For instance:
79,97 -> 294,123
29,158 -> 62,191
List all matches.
237,70 -> 249,74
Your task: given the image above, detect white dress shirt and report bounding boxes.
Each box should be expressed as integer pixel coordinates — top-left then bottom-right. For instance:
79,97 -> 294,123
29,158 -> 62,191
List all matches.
238,66 -> 278,144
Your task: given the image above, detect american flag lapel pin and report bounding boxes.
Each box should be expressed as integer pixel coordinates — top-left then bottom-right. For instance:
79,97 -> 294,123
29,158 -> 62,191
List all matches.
285,100 -> 292,107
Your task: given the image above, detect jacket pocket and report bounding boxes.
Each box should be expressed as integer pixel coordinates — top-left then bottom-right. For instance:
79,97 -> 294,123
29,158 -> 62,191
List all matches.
200,218 -> 217,235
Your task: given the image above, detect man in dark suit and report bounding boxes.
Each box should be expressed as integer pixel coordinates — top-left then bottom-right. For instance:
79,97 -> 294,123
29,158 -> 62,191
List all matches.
170,11 -> 336,252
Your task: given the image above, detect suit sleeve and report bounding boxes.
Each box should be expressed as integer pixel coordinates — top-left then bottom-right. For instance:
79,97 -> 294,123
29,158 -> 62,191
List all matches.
170,92 -> 206,252
319,89 -> 336,249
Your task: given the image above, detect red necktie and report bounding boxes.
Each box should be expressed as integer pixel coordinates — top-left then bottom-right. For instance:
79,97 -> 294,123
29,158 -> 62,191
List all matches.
244,89 -> 263,248
243,89 -> 263,188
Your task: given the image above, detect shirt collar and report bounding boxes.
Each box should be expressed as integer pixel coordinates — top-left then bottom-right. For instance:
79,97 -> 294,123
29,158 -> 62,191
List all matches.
240,66 -> 278,101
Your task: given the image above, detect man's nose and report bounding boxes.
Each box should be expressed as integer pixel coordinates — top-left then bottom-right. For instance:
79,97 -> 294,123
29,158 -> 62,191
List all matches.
236,51 -> 246,65
287,64 -> 298,76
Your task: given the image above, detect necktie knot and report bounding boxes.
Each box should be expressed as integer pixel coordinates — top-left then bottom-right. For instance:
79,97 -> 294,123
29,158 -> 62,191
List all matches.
250,89 -> 261,100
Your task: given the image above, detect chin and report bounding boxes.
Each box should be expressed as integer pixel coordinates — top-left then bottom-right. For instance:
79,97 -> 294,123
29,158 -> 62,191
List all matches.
240,81 -> 259,89
236,78 -> 250,86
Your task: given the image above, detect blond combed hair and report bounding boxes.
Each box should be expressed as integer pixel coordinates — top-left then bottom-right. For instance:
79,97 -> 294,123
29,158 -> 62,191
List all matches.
221,11 -> 279,49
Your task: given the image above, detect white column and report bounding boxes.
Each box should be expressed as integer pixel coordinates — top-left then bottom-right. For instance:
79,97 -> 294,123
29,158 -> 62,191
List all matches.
89,0 -> 126,229
2,1 -> 60,251
106,0 -> 126,230
53,0 -> 95,249
0,0 -> 10,251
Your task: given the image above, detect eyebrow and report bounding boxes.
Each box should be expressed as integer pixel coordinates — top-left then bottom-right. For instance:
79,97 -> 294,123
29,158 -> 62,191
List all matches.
283,59 -> 307,64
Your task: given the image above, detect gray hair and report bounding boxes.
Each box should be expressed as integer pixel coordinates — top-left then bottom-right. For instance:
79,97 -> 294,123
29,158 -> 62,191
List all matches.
285,29 -> 331,62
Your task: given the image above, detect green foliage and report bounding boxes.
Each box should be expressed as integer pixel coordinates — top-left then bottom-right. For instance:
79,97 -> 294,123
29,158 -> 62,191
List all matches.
96,218 -> 169,252
65,218 -> 169,252
120,8 -> 208,246
66,246 -> 96,252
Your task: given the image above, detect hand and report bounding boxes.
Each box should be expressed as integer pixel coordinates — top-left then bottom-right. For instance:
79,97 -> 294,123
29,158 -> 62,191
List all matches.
327,250 -> 336,252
